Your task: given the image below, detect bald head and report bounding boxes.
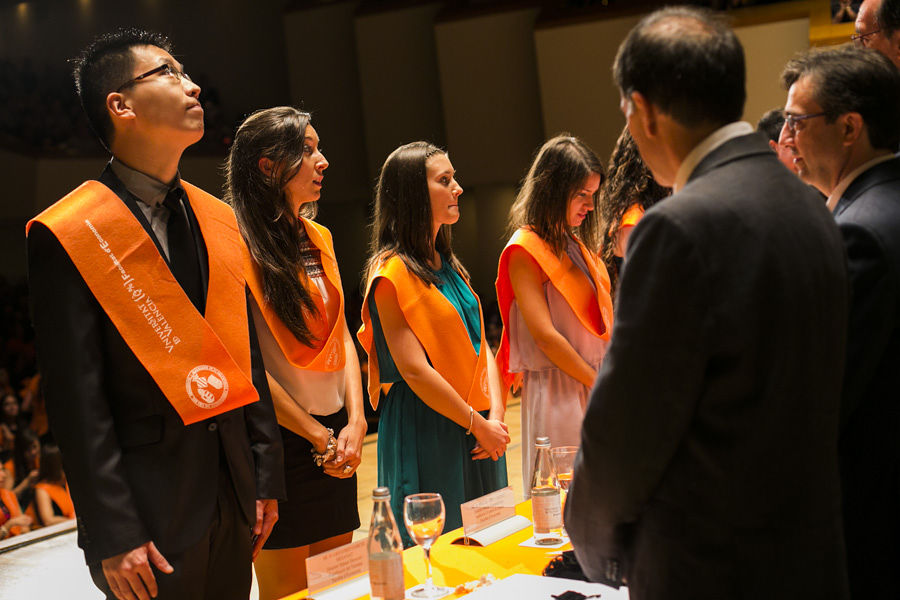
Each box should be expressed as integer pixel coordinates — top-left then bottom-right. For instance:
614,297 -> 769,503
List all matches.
856,0 -> 900,68
613,6 -> 745,128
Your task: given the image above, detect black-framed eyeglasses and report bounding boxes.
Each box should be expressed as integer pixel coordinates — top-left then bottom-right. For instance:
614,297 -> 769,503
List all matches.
116,63 -> 192,93
784,112 -> 827,132
851,28 -> 882,47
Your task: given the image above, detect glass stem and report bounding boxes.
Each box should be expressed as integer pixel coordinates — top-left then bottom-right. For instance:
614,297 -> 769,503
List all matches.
423,545 -> 433,590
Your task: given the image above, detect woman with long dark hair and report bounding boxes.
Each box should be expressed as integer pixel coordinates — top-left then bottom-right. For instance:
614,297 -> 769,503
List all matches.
599,126 -> 670,297
496,134 -> 614,494
6,427 -> 39,507
225,106 -> 364,600
358,142 -> 509,545
30,443 -> 74,527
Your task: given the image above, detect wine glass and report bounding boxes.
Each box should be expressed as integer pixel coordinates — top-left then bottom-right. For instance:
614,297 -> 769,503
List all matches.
403,493 -> 452,599
551,445 -> 578,536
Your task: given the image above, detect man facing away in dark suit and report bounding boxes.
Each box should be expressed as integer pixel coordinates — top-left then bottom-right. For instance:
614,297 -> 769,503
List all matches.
565,7 -> 850,599
26,29 -> 285,600
782,46 -> 900,599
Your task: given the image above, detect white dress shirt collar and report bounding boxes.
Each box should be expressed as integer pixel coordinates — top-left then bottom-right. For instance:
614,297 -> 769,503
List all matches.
673,121 -> 754,193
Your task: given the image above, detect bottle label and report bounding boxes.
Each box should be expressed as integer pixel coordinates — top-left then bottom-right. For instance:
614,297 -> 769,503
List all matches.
369,553 -> 404,599
532,490 -> 562,531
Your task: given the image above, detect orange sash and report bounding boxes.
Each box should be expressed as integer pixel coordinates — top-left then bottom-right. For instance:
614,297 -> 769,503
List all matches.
495,228 -> 613,391
621,203 -> 645,228
27,181 -> 258,425
39,482 -> 74,519
243,218 -> 345,371
358,254 -> 492,411
0,488 -> 24,535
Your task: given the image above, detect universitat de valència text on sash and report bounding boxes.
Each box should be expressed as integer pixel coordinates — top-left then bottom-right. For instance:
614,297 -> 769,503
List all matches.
85,218 -> 183,354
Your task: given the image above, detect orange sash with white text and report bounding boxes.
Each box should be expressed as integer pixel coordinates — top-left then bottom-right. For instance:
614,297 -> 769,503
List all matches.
495,228 -> 613,391
243,218 -> 346,372
357,254 -> 492,411
26,180 -> 258,425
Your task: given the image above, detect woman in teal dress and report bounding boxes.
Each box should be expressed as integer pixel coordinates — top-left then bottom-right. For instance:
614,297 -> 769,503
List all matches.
359,141 -> 510,546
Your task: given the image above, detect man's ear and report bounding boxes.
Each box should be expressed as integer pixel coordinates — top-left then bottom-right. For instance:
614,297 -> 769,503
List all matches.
106,92 -> 135,122
768,139 -> 778,153
630,91 -> 658,139
841,112 -> 865,147
258,157 -> 275,177
889,30 -> 900,68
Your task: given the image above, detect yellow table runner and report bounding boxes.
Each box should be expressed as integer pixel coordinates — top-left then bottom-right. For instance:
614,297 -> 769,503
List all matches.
283,500 -> 570,599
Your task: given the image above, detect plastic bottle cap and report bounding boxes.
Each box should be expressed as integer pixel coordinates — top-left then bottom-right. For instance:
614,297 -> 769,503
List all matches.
373,487 -> 391,499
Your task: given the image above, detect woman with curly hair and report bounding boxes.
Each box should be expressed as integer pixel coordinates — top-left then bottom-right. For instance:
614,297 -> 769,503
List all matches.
495,134 -> 614,494
600,126 -> 671,297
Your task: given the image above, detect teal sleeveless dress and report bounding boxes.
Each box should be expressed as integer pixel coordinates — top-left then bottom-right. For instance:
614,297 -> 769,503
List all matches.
368,258 -> 509,547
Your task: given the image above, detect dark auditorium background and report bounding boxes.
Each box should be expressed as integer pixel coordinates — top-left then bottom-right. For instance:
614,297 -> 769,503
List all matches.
0,0 -> 840,317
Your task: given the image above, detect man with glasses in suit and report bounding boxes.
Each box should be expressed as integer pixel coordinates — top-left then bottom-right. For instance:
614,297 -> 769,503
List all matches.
27,29 -> 285,600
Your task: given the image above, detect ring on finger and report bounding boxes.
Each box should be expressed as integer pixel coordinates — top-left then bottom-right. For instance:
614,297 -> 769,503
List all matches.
342,464 -> 353,474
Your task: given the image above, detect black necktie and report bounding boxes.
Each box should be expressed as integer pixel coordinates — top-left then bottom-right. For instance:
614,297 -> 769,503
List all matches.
163,188 -> 203,310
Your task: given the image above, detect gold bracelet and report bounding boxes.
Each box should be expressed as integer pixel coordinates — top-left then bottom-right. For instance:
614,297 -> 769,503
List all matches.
465,406 -> 475,435
310,428 -> 337,467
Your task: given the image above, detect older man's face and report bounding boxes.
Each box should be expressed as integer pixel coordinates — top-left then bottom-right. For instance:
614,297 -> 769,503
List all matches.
784,76 -> 847,195
856,0 -> 900,68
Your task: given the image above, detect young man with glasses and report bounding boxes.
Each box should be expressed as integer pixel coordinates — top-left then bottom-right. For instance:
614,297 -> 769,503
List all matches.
782,44 -> 900,600
26,29 -> 284,600
855,0 -> 900,67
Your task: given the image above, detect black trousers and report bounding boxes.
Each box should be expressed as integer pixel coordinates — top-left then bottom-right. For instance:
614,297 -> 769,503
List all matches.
90,459 -> 252,600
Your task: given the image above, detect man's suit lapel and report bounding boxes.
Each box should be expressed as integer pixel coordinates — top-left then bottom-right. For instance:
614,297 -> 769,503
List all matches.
834,157 -> 900,218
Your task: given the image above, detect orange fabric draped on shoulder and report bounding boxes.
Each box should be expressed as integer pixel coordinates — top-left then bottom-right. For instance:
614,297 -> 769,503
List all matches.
243,218 -> 346,372
28,482 -> 75,526
357,254 -> 492,412
26,180 -> 258,425
495,228 -> 613,391
621,204 -> 645,228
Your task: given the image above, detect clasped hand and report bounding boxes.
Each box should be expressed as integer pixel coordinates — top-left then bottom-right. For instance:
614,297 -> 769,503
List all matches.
471,417 -> 510,461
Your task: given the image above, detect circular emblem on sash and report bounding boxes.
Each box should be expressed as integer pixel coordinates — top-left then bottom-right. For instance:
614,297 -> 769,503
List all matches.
186,365 -> 230,409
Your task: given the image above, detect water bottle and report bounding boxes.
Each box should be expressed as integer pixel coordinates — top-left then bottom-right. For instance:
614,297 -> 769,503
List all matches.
531,436 -> 563,545
368,487 -> 405,600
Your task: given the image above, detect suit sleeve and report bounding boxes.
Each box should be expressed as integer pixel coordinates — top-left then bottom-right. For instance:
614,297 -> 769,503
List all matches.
566,211 -> 711,580
242,289 -> 286,500
838,221 -> 898,425
27,223 -> 151,563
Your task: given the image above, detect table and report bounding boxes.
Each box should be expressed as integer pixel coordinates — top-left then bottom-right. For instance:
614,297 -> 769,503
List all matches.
283,500 -> 570,599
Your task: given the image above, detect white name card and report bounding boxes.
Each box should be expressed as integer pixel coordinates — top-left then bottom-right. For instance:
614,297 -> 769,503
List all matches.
453,486 -> 531,546
306,538 -> 368,596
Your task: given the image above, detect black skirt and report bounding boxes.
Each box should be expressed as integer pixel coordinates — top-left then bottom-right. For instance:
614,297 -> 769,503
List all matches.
263,407 -> 360,549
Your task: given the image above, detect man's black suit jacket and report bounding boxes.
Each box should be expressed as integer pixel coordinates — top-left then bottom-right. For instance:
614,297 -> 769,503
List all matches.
27,169 -> 285,565
566,132 -> 850,599
833,157 -> 900,599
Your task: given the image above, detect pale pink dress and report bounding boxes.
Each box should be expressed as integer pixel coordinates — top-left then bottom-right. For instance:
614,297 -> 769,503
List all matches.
509,239 -> 608,497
